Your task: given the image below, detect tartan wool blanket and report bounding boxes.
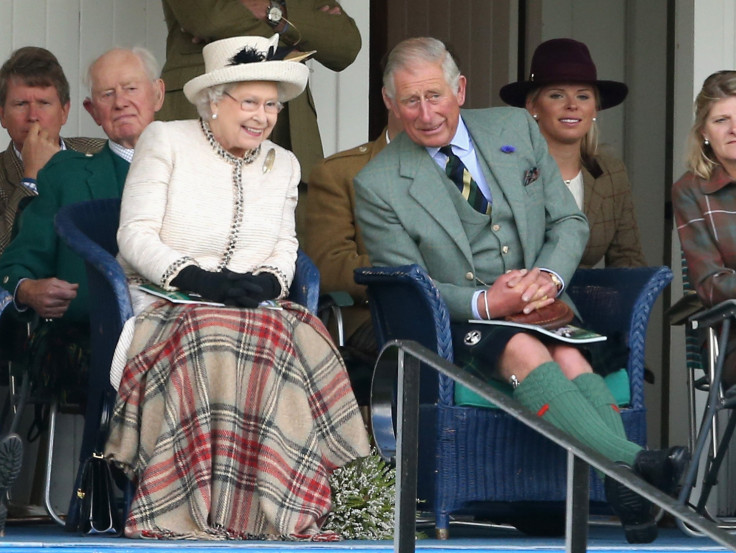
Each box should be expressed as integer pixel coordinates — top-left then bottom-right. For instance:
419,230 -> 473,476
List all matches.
105,301 -> 371,540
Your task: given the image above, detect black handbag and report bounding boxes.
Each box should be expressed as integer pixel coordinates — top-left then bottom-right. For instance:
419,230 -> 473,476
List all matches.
76,452 -> 121,535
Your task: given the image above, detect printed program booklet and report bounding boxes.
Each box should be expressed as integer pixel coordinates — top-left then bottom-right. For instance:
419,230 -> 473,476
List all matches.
137,283 -> 225,306
468,319 -> 607,344
137,283 -> 284,310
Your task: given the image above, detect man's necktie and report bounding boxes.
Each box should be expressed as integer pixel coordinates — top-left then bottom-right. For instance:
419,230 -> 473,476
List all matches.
439,145 -> 491,215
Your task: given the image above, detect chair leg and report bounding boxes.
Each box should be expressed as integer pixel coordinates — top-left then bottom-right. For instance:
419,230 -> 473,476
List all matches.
435,512 -> 450,539
42,400 -> 65,526
691,408 -> 736,517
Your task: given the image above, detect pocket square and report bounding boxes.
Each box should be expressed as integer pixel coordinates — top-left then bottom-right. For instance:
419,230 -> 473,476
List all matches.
523,167 -> 539,186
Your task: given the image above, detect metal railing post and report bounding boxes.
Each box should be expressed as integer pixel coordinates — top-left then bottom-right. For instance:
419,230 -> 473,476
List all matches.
380,339 -> 736,551
566,451 -> 589,553
395,349 -> 420,553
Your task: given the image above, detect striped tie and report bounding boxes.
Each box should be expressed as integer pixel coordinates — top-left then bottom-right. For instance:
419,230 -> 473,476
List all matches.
440,145 -> 491,215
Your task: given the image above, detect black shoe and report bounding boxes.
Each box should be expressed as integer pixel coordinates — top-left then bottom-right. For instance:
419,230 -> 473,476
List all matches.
605,463 -> 658,544
0,433 -> 23,536
633,446 -> 690,497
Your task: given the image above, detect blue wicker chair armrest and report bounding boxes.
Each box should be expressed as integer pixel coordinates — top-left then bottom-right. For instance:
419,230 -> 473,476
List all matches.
568,266 -> 672,412
290,250 -> 320,314
54,201 -> 133,326
355,264 -> 456,405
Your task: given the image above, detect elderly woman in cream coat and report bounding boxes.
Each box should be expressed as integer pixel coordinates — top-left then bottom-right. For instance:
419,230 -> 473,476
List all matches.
105,35 -> 369,540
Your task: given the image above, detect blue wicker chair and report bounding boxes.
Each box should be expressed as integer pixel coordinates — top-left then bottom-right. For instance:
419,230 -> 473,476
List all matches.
355,264 -> 672,537
54,197 -> 320,531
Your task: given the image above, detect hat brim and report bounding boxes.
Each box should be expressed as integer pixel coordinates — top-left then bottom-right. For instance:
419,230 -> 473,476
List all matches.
183,60 -> 309,104
499,79 -> 628,110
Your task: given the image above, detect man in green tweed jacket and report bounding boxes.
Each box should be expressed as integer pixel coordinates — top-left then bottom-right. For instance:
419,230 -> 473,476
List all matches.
0,47 -> 164,324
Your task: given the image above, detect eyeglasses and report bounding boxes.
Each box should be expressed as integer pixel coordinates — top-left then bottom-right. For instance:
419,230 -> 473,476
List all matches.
223,91 -> 283,114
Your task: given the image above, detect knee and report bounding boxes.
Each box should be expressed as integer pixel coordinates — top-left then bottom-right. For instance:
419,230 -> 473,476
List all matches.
550,344 -> 592,379
499,333 -> 553,380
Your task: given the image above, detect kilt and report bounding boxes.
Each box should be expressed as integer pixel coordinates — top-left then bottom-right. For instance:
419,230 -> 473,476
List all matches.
105,301 -> 370,539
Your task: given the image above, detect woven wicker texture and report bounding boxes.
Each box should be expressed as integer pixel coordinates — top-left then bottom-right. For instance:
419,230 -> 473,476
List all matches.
356,264 -> 672,534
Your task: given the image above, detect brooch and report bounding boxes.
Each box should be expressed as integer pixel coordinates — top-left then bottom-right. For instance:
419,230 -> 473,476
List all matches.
262,148 -> 275,173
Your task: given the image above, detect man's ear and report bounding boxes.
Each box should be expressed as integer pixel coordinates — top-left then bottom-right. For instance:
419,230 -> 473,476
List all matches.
455,75 -> 467,106
83,97 -> 102,126
153,78 -> 165,111
382,87 -> 400,119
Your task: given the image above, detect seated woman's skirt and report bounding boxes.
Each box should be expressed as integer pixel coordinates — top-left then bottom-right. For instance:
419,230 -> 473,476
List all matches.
105,301 -> 370,540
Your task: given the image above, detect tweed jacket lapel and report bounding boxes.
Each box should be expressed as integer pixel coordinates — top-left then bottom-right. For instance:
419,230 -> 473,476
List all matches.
582,164 -> 603,230
399,134 -> 475,265
464,111 -> 533,265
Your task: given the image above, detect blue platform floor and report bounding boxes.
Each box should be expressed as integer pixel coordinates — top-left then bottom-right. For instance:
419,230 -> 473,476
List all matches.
1,521 -> 730,553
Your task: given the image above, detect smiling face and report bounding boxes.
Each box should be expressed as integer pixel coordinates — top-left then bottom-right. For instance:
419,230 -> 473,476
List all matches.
526,83 -> 598,147
209,81 -> 279,157
702,95 -> 736,172
83,49 -> 164,148
0,79 -> 70,150
383,60 -> 466,148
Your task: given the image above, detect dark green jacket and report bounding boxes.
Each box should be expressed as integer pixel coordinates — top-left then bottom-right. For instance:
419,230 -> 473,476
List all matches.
0,144 -> 128,323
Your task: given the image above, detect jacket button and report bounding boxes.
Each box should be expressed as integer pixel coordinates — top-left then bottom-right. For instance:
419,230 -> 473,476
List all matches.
492,224 -> 500,231
502,246 -> 509,254
465,272 -> 474,280
2,276 -> 8,284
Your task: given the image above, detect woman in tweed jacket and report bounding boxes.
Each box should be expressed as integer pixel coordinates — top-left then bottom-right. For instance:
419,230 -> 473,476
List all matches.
105,35 -> 369,540
673,70 -> 736,389
500,38 -> 646,268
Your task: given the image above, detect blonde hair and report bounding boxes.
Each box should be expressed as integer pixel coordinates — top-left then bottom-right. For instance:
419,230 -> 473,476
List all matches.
526,85 -> 601,172
686,70 -> 736,179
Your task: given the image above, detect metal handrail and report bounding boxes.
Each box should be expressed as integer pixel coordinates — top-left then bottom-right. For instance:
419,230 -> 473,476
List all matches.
383,339 -> 736,553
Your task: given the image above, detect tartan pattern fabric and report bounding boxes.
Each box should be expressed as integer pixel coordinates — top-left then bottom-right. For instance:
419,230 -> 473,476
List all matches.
105,301 -> 370,540
439,145 -> 491,215
673,167 -> 736,306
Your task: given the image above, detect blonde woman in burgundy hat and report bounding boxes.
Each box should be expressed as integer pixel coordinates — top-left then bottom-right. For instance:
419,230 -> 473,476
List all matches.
500,38 -> 645,269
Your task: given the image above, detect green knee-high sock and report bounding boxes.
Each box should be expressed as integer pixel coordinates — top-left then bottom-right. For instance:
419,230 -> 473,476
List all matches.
513,361 -> 641,465
573,372 -> 627,440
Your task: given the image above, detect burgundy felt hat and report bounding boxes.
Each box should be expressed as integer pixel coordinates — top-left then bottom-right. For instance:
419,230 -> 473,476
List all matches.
499,38 -> 628,110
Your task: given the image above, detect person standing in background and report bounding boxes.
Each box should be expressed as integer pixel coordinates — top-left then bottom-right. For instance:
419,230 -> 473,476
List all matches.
304,110 -> 402,360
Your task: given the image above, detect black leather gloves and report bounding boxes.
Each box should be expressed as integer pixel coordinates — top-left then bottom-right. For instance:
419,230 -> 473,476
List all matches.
171,266 -> 282,307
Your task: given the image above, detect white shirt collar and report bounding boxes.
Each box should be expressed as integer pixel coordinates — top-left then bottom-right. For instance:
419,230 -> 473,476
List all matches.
426,116 -> 471,159
13,137 -> 66,161
108,140 -> 134,163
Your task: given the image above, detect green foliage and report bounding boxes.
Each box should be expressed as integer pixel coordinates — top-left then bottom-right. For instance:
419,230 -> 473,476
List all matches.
324,451 -> 396,540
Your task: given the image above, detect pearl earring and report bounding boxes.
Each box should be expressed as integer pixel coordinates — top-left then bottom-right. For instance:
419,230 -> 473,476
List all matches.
592,117 -> 597,122
532,114 -> 538,120
211,112 -> 218,120
704,137 -> 709,145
